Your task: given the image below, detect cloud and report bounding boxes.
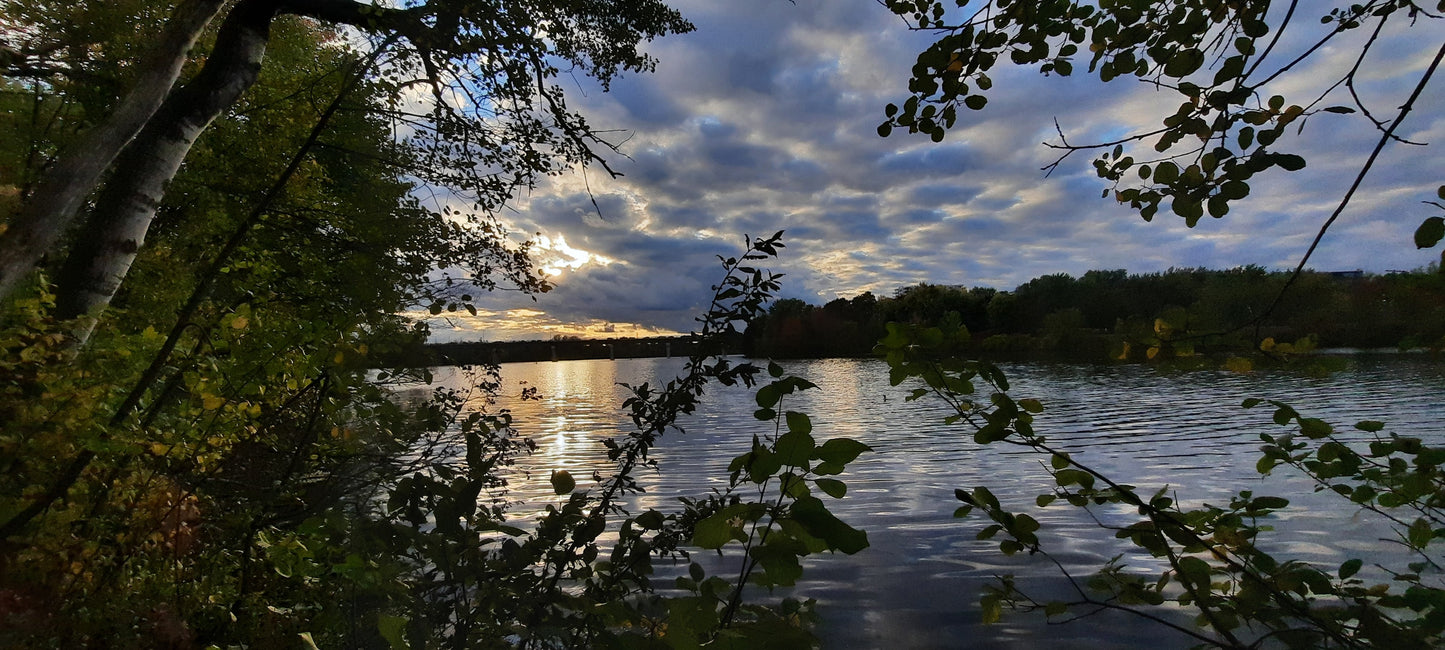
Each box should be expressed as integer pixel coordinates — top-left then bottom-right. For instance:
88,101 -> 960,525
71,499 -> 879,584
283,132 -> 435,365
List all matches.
425,0 -> 1445,341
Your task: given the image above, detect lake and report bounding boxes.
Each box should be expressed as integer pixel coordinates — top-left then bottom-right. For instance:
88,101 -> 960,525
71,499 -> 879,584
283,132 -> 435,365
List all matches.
403,355 -> 1445,648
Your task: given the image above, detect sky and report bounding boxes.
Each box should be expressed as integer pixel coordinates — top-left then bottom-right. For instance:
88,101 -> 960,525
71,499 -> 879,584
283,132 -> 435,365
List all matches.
424,0 -> 1445,342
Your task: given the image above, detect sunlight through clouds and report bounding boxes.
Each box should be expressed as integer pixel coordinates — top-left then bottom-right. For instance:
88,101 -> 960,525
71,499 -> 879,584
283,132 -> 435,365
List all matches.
533,234 -> 614,278
420,0 -> 1445,342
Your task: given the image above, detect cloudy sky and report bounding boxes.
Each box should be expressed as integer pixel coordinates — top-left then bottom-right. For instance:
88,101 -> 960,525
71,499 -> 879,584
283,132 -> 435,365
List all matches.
428,0 -> 1445,342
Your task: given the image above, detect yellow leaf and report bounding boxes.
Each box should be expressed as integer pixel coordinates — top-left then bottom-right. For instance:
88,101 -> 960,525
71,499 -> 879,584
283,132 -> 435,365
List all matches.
231,315 -> 249,330
203,394 -> 225,410
1259,337 -> 1276,352
1146,346 -> 1160,360
334,351 -> 345,365
150,443 -> 170,456
1224,357 -> 1254,373
1116,341 -> 1131,360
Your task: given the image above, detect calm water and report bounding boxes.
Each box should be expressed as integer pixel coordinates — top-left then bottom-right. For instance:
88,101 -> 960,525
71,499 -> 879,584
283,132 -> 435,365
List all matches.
404,356 -> 1445,648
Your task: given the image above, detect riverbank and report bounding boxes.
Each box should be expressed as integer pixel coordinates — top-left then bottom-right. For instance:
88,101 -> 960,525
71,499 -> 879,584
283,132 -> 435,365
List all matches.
375,335 -> 742,366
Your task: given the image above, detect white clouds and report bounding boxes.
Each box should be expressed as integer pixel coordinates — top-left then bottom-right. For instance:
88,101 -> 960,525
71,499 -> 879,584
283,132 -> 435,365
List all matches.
424,0 -> 1445,342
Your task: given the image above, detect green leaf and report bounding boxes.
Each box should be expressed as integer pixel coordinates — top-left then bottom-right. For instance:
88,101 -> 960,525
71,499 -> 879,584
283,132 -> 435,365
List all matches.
1274,154 -> 1306,171
776,430 -> 816,466
790,496 -> 868,554
1251,496 -> 1289,510
1407,518 -> 1433,548
1339,558 -> 1363,579
1054,469 -> 1094,489
549,470 -> 575,495
1178,556 -> 1212,586
693,512 -> 736,549
972,486 -> 1001,510
1298,418 -> 1333,439
1154,161 -> 1179,184
815,478 -> 847,498
1354,420 -> 1385,432
816,438 -> 870,465
1018,398 -> 1043,413
1164,49 -> 1204,77
378,614 -> 410,650
751,543 -> 805,587
785,411 -> 812,435
974,422 -> 1009,444
756,383 -> 783,409
964,95 -> 988,110
635,510 -> 665,530
1414,217 -> 1445,249
747,449 -> 782,484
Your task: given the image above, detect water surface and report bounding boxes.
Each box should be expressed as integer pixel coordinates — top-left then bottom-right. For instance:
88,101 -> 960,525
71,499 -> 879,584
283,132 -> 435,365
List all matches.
409,356 -> 1444,648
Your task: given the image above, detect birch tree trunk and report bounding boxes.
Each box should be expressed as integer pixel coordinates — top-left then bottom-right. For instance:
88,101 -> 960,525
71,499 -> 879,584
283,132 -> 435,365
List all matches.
53,0 -> 278,337
0,0 -> 227,303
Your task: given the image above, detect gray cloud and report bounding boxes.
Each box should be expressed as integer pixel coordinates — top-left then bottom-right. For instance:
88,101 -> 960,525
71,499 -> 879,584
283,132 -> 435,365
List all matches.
430,0 -> 1445,341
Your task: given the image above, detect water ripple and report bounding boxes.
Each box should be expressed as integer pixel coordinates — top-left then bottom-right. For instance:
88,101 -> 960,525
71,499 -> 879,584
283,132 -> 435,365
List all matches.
405,355 -> 1443,649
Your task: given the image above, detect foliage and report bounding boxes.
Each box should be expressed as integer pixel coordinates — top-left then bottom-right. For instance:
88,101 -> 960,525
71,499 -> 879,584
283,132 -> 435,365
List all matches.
878,315 -> 1445,648
0,213 -> 872,648
324,232 -> 869,649
872,2 -> 1445,645
0,2 -> 874,646
878,0 -> 1441,232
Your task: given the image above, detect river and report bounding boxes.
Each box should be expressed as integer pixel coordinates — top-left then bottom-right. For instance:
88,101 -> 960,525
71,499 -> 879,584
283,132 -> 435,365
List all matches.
401,355 -> 1445,648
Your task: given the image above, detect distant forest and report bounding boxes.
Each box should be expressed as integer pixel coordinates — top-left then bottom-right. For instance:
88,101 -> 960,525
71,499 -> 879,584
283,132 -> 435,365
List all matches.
742,267 -> 1445,360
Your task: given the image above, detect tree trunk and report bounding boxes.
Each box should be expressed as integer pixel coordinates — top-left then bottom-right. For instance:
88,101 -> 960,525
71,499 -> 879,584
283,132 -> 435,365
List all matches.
54,0 -> 278,338
0,0 -> 227,303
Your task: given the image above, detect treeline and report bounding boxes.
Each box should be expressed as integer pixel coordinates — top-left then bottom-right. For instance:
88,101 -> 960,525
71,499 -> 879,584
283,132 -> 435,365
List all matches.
379,335 -> 741,366
743,267 -> 1445,360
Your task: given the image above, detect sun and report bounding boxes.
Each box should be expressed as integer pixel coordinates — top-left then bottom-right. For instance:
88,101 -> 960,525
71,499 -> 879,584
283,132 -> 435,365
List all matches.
534,234 -> 613,277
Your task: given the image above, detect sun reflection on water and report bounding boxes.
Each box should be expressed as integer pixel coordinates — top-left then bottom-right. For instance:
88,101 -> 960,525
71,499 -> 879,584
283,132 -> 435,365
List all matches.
403,356 -> 1445,649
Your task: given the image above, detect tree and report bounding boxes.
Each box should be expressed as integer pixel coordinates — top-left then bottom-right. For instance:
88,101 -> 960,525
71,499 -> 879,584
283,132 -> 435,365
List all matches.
878,1 -> 1445,645
880,0 -> 1445,290
0,5 -> 878,646
0,0 -> 692,336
